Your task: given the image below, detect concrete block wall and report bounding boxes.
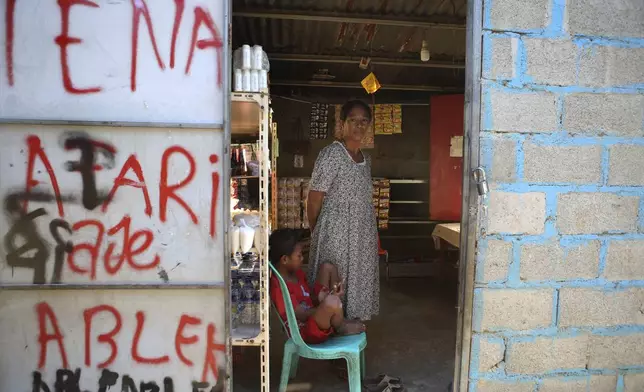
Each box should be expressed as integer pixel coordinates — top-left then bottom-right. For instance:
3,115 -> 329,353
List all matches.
472,0 -> 644,390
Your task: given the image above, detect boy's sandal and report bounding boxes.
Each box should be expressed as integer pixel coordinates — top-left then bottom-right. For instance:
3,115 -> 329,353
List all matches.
364,374 -> 402,387
364,382 -> 405,392
364,374 -> 404,392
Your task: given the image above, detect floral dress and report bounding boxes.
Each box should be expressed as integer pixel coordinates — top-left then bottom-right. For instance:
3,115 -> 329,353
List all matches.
308,141 -> 379,321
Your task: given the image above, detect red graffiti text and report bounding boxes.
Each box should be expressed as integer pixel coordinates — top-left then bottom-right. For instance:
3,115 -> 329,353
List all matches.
36,302 -> 225,383
4,1 -> 224,93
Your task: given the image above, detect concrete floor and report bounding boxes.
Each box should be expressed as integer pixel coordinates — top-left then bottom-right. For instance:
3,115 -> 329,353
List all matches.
232,274 -> 458,392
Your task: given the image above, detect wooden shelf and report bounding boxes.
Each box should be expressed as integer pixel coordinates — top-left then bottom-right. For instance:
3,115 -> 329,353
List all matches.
232,175 -> 259,179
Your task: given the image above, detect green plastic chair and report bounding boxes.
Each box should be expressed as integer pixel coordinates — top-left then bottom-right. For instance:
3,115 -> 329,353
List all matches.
269,263 -> 367,392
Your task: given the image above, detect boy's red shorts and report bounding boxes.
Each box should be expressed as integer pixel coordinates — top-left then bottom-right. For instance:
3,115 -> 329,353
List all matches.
300,316 -> 333,344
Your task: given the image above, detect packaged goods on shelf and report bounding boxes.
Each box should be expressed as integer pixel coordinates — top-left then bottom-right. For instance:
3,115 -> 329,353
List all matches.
232,178 -> 258,210
310,103 -> 330,140
378,219 -> 389,230
229,211 -> 261,255
373,104 -> 403,135
277,177 -> 311,229
231,143 -> 259,177
231,269 -> 261,328
372,178 -> 391,229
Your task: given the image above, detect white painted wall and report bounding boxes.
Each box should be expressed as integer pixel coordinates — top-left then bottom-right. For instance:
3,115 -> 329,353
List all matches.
0,0 -> 229,389
0,289 -> 226,390
0,0 -> 226,125
0,124 -> 225,284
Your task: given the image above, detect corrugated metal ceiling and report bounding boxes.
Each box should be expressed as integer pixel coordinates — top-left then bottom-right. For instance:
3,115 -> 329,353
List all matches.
234,19 -> 466,60
232,0 -> 466,91
235,0 -> 467,18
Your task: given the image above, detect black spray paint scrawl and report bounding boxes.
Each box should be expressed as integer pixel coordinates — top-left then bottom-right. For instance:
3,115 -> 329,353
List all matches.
31,367 -> 227,392
62,131 -> 116,211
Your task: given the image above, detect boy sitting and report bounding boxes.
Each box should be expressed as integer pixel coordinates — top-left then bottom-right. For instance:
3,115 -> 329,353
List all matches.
269,229 -> 365,344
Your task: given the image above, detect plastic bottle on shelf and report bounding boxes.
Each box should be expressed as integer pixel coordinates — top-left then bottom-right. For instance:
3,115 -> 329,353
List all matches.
259,70 -> 268,91
241,45 -> 252,69
252,288 -> 261,325
250,70 -> 259,92
241,277 -> 255,325
231,274 -> 241,329
239,219 -> 255,254
234,69 -> 243,92
242,69 -> 251,92
252,45 -> 264,70
230,224 -> 240,255
252,272 -> 260,324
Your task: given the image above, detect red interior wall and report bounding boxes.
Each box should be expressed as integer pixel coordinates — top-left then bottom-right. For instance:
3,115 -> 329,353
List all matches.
429,94 -> 464,221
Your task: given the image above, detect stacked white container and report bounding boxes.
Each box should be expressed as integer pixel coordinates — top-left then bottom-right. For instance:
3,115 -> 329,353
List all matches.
233,44 -> 270,93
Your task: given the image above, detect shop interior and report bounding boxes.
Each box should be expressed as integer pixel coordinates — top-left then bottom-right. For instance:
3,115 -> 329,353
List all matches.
228,1 -> 467,391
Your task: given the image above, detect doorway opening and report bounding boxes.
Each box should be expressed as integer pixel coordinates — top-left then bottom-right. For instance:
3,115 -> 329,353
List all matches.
229,1 -> 480,390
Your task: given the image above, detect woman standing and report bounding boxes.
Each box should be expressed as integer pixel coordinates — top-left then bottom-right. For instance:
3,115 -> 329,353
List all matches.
307,100 -> 379,321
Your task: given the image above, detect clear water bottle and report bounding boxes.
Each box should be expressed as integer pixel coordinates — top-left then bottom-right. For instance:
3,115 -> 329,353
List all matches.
241,278 -> 255,325
252,288 -> 261,324
251,273 -> 260,324
231,277 -> 241,329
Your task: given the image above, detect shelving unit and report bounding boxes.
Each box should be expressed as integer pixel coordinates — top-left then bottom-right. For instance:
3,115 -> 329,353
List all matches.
271,120 -> 279,229
380,179 -> 451,280
387,179 -> 432,227
230,92 -> 271,392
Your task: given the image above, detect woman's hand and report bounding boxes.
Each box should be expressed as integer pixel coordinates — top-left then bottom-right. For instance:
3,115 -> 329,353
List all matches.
307,191 -> 325,231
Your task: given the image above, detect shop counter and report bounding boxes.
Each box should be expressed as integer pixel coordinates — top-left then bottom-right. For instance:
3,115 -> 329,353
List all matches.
432,223 -> 461,249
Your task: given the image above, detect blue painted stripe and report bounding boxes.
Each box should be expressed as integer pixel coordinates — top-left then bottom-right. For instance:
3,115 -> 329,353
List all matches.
507,241 -> 522,284
516,38 -> 530,85
476,370 -> 623,381
601,145 -> 610,185
616,374 -> 625,392
483,80 -> 644,95
482,0 -> 492,32
548,0 -> 566,36
492,183 -> 644,194
473,288 -> 485,332
575,36 -> 644,49
470,335 -> 481,379
476,279 -> 644,290
639,198 -> 644,232
481,31 -> 644,46
481,88 -> 494,131
598,240 -> 609,278
472,325 -> 644,339
479,132 -> 644,147
483,233 -> 644,246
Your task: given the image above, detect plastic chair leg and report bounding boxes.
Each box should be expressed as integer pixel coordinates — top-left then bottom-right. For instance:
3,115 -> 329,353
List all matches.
279,344 -> 295,392
289,352 -> 300,379
346,354 -> 362,392
360,349 -> 366,380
